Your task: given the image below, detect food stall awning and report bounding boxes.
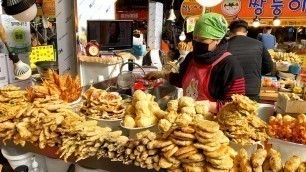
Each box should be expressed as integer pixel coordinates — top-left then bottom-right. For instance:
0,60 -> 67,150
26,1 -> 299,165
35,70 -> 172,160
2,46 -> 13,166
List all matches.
210,0 -> 306,20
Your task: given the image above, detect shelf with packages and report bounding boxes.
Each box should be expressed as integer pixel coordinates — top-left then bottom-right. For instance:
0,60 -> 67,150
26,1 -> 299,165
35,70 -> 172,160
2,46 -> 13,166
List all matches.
78,52 -> 136,65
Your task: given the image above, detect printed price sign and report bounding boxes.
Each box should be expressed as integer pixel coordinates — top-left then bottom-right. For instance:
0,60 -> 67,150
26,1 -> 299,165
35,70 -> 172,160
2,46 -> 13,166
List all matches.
29,45 -> 55,68
186,17 -> 197,33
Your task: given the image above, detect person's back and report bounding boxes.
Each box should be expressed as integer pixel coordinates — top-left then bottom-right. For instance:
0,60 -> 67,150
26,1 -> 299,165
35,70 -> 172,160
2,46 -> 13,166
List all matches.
228,19 -> 274,101
260,33 -> 276,50
258,27 -> 276,50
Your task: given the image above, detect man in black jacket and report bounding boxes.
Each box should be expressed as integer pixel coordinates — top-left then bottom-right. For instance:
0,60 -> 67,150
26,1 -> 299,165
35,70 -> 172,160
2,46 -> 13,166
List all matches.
227,19 -> 274,101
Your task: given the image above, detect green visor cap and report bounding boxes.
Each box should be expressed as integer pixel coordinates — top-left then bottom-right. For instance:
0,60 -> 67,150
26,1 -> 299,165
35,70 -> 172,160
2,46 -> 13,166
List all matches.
193,13 -> 229,40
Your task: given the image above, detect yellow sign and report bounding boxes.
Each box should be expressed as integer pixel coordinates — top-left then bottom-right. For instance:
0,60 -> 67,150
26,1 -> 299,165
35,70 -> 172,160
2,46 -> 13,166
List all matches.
299,54 -> 306,67
180,0 -> 204,19
29,45 -> 55,68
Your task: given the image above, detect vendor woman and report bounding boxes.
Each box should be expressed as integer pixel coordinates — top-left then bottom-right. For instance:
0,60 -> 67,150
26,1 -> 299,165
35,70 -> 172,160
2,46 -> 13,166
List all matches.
146,13 -> 246,113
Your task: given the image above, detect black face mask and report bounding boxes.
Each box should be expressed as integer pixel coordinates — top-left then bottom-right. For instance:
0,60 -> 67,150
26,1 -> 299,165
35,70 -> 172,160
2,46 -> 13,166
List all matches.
192,40 -> 211,55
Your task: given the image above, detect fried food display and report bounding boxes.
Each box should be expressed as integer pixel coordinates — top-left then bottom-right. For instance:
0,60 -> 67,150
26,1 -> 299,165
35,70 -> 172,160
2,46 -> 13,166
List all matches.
268,51 -> 301,63
122,130 -> 161,170
26,69 -> 82,103
59,121 -> 129,162
268,114 -> 306,145
0,93 -> 129,162
0,95 -> 81,147
154,119 -> 234,172
122,90 -> 164,128
0,85 -> 28,105
217,94 -> 269,145
0,85 -> 29,123
80,87 -> 126,120
233,148 -> 305,172
158,97 -> 212,133
178,41 -> 193,52
279,93 -> 304,101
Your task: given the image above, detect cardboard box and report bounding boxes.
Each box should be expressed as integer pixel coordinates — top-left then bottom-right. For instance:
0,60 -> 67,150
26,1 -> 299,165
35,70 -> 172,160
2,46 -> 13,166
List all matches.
6,53 -> 31,83
0,15 -> 31,53
277,93 -> 306,113
0,53 -> 8,83
260,91 -> 278,101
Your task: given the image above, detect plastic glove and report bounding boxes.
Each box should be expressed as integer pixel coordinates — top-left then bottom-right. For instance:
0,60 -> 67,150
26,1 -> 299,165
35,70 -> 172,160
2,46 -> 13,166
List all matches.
145,71 -> 169,80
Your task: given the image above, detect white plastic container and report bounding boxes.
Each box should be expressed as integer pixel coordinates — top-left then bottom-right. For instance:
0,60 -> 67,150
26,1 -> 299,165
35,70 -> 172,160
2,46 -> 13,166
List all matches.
268,138 -> 306,164
229,141 -> 264,158
257,103 -> 275,123
75,164 -> 110,172
85,116 -> 122,131
1,147 -> 33,170
276,62 -> 291,71
33,154 -> 47,172
45,157 -> 72,172
120,122 -> 159,139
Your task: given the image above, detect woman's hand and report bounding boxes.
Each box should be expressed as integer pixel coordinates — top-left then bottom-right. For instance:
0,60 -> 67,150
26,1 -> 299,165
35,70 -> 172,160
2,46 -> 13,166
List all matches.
209,102 -> 218,114
145,71 -> 170,80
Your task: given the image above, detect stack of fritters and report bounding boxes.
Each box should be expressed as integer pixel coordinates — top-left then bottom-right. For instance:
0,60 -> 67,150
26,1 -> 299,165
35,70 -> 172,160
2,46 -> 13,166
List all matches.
80,87 -> 126,120
217,94 -> 269,145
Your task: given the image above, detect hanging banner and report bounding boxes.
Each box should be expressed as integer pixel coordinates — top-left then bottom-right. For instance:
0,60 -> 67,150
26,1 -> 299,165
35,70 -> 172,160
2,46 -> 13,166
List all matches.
42,0 -> 55,18
211,0 -> 306,18
180,0 -> 205,19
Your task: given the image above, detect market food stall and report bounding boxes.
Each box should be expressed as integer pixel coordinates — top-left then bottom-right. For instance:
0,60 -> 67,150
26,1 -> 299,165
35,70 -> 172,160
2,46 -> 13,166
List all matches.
0,81 -> 305,172
0,0 -> 306,172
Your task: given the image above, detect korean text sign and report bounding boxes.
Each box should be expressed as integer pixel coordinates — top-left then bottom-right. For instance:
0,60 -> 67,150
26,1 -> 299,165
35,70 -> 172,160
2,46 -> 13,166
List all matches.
211,0 -> 306,18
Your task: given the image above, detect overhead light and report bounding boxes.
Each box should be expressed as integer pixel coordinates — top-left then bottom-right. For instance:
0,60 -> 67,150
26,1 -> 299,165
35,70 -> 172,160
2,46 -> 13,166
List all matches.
167,0 -> 176,21
179,31 -> 186,41
196,0 -> 222,7
167,9 -> 176,21
253,16 -> 260,28
2,0 -> 37,22
298,27 -> 303,33
273,16 -> 281,26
